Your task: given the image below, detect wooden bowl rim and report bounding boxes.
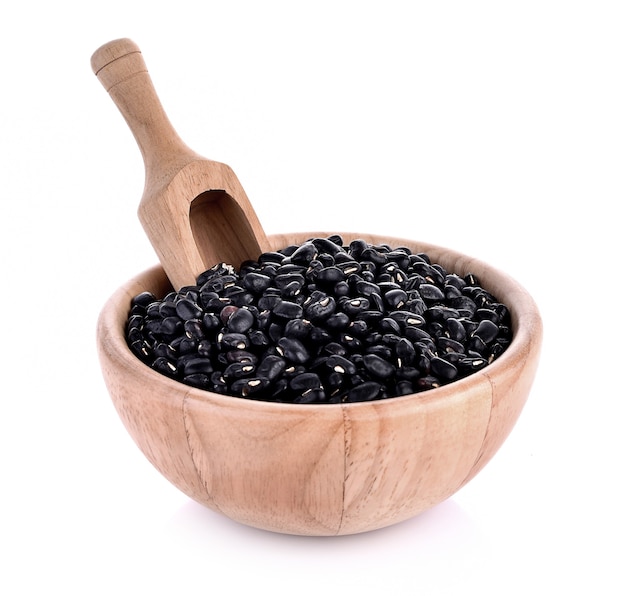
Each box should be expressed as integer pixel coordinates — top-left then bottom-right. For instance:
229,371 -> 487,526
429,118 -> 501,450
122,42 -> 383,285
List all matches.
97,231 -> 542,413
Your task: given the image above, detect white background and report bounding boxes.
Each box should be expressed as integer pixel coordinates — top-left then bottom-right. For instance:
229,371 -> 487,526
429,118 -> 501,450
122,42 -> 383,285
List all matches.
2,1 -> 624,594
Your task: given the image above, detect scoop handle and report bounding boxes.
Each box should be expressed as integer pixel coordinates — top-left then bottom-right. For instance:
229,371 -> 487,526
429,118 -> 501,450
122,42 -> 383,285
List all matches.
91,38 -> 196,176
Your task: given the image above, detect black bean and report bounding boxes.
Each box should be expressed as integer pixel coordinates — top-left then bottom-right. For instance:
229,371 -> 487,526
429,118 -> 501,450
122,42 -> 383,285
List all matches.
294,388 -> 327,404
324,312 -> 350,332
180,356 -> 213,376
272,300 -> 304,319
184,319 -> 204,340
363,354 -> 395,379
458,357 -> 488,373
341,297 -> 370,316
379,317 -> 402,335
472,319 -> 500,343
231,377 -> 270,397
131,291 -> 157,309
218,332 -> 249,351
366,345 -> 393,360
420,284 -> 445,302
184,373 -> 212,389
289,242 -> 318,265
290,372 -> 322,392
202,313 -> 220,332
242,272 -> 272,294
305,295 -> 336,321
430,357 -> 458,380
395,338 -> 416,365
325,354 -> 358,375
446,317 -> 467,342
224,362 -> 256,380
345,381 -> 382,402
151,356 -> 178,377
178,336 -> 197,355
277,337 -> 310,364
154,342 -> 177,360
257,354 -> 287,381
225,350 -> 258,364
284,318 -> 311,340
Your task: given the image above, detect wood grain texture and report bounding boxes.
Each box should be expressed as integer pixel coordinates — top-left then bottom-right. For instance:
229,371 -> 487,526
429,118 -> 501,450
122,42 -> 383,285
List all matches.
97,232 -> 542,535
91,38 -> 271,290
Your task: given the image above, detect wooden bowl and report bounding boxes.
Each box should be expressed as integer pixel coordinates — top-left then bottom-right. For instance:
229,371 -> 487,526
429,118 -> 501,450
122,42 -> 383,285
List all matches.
97,232 -> 542,536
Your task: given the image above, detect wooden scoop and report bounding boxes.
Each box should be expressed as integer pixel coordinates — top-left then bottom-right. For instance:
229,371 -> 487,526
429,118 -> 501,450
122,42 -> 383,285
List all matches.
91,38 -> 271,290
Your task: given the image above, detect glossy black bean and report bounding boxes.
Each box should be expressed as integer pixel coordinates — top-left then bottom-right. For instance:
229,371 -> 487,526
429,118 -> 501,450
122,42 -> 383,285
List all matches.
416,376 -> 441,391
127,326 -> 144,345
325,354 -> 358,375
437,336 -> 465,354
333,280 -> 350,297
241,271 -> 270,294
225,350 -> 258,364
231,377 -> 270,397
224,307 -> 254,333
345,381 -> 382,402
154,342 -> 177,360
184,319 -> 204,340
218,332 -> 249,350
315,266 -> 344,285
284,318 -> 311,340
256,355 -> 287,381
312,236 -> 344,255
277,337 -> 310,364
305,295 -> 336,321
341,297 -> 370,316
395,338 -> 416,365
339,333 -> 362,351
458,357 -> 488,373
131,291 -> 157,309
396,366 -> 420,381
363,354 -> 395,379
309,326 -> 331,345
289,372 -> 322,393
180,357 -> 213,376
336,260 -> 361,275
347,320 -> 368,338
224,361 -> 256,380
294,387 -> 327,404
177,336 -> 197,355
324,312 -> 350,331
430,356 -> 459,381
184,373 -> 211,389
379,317 -> 401,335
272,300 -> 304,319
129,339 -> 152,360
160,317 -> 183,338
468,335 -> 488,355
323,342 -> 347,356
258,293 -> 282,311
152,356 -> 178,377
446,317 -> 466,342
384,288 -> 408,309
395,380 -> 414,396
472,319 -> 499,343
289,241 -> 318,264
355,279 -> 381,297
355,310 -> 385,325
419,284 -> 445,302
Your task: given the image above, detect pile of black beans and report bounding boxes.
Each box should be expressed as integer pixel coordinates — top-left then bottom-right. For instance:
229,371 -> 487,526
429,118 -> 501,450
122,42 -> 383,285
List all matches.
126,236 -> 512,404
